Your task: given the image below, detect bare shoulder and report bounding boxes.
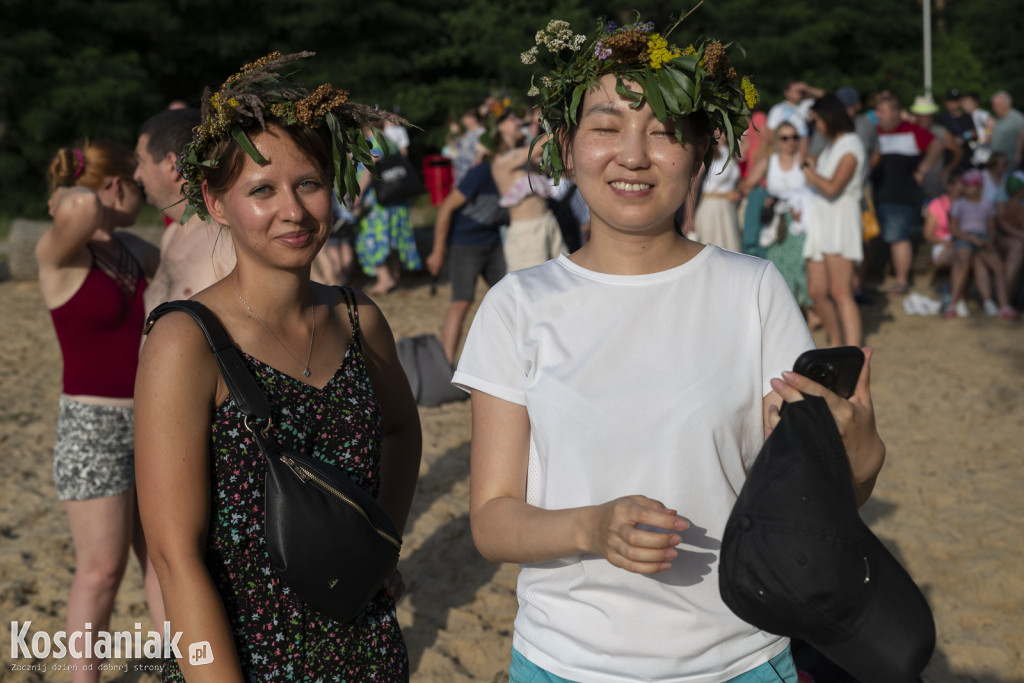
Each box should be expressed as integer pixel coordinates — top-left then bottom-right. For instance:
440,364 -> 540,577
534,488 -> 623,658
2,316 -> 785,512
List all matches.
325,286 -> 396,360
139,307 -> 221,397
54,186 -> 102,216
36,189 -> 102,266
346,287 -> 391,333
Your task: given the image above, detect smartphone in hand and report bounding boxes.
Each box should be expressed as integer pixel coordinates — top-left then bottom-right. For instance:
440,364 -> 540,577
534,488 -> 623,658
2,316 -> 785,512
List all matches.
792,347 -> 865,399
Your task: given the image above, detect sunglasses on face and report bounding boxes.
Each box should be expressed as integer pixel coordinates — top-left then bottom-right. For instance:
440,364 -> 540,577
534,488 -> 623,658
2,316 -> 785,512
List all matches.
778,135 -> 800,142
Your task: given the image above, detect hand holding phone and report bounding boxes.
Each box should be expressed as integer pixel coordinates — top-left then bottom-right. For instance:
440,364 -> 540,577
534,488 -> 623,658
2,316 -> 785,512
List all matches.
791,347 -> 865,399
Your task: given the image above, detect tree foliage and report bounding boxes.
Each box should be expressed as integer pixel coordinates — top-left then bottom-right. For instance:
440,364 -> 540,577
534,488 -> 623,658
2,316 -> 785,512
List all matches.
1,0 -> 1020,217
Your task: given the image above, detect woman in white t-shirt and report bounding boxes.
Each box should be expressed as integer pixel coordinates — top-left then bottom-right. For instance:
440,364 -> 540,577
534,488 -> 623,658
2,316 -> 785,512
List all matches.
454,21 -> 886,683
801,94 -> 867,347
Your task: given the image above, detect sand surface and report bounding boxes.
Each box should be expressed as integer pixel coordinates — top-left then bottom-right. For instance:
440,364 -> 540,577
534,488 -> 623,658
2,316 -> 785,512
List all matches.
0,254 -> 1021,682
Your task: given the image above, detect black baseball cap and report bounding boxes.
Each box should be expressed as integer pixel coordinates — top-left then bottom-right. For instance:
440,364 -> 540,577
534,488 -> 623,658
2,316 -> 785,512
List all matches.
719,396 -> 934,683
946,88 -> 962,101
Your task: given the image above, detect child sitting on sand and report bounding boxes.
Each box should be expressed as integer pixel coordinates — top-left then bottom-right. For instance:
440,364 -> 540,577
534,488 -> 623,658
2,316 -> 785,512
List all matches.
946,169 -> 1018,319
923,171 -> 963,272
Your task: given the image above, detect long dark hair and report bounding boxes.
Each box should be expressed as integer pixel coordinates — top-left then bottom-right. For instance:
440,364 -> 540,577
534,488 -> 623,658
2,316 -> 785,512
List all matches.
810,94 -> 855,138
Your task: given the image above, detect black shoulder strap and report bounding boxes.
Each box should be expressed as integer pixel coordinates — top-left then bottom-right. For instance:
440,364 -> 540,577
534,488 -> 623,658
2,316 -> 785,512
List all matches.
338,286 -> 363,350
144,300 -> 271,420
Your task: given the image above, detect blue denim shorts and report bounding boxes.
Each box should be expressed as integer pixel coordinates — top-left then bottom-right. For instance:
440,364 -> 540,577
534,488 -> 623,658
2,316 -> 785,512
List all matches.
953,237 -> 986,253
508,646 -> 797,683
876,202 -> 920,244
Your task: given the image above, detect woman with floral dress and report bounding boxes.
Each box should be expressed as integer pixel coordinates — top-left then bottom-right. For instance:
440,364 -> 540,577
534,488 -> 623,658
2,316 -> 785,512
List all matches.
135,53 -> 421,682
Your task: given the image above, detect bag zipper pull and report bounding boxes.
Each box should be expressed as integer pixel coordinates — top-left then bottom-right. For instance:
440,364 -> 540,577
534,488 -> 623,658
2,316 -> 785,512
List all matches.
280,455 -> 312,483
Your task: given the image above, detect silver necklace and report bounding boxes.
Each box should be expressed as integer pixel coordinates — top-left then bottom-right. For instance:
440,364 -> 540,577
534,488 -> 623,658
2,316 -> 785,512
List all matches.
231,273 -> 316,377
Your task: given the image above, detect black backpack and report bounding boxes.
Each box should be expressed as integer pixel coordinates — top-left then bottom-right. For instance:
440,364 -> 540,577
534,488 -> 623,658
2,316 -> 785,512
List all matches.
373,154 -> 425,206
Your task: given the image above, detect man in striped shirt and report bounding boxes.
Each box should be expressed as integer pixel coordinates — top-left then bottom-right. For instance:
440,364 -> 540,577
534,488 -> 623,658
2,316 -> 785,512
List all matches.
871,96 -> 944,294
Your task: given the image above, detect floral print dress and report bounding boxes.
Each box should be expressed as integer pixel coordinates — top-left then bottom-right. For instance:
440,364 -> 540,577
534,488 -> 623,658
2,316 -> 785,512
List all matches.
162,289 -> 408,682
354,140 -> 422,277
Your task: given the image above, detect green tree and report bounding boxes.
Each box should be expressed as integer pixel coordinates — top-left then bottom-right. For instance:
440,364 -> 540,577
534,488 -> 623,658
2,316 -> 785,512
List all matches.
683,0 -> 925,106
1,0 -> 1019,219
943,0 -> 1024,99
1,1 -> 165,216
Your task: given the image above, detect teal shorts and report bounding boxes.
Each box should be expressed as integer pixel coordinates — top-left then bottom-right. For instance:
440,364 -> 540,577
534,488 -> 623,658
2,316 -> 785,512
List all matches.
509,646 -> 797,683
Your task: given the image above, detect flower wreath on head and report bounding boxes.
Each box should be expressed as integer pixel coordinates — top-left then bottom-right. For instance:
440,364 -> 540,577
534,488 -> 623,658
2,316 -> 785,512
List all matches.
177,51 -> 409,224
521,6 -> 759,184
478,95 -> 519,153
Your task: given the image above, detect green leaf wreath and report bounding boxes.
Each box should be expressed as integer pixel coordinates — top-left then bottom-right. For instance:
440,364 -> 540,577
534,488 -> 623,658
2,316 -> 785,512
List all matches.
523,8 -> 759,184
177,51 -> 403,224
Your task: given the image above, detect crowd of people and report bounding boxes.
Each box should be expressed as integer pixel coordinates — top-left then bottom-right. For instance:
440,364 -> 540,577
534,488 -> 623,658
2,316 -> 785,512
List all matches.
332,77 -> 1024,355
31,19 -> 1021,682
699,80 -> 1024,335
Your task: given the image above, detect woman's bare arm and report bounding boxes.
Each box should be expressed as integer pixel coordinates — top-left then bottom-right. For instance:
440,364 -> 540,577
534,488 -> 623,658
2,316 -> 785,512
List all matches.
469,391 -> 686,574
354,292 -> 422,536
35,189 -> 103,269
803,153 -> 858,199
135,312 -> 245,682
426,187 -> 468,276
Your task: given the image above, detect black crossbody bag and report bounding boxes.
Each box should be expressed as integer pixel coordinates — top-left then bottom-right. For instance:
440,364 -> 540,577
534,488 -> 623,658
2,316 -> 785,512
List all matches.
145,298 -> 402,623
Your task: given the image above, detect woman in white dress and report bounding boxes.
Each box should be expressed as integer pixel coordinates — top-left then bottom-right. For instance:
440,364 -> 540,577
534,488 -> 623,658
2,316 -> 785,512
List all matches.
802,94 -> 866,347
694,135 -> 741,251
742,122 -> 814,313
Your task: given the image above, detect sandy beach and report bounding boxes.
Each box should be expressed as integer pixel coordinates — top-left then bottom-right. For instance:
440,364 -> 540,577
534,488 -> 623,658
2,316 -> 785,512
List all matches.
1,241 -> 1022,682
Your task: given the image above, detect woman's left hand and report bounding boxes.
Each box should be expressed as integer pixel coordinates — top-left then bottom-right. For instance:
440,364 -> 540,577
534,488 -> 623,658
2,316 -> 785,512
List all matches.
382,569 -> 405,601
767,347 -> 886,506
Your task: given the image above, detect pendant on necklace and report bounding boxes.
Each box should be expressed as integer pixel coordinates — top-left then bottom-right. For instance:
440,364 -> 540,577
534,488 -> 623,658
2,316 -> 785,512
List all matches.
303,368 -> 311,377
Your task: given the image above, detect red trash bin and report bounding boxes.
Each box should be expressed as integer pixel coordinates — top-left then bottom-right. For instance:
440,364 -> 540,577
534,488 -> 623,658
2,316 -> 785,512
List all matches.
422,155 -> 453,206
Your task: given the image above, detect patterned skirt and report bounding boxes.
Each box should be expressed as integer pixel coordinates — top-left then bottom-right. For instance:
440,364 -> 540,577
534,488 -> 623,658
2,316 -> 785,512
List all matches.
355,204 -> 422,276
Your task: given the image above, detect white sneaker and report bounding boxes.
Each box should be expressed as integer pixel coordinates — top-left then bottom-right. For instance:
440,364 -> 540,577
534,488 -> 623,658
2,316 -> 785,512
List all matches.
983,300 -> 999,316
957,300 -> 970,318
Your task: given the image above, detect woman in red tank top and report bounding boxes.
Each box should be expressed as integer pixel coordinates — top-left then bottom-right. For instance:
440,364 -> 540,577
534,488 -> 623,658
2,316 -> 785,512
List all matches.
36,139 -> 161,680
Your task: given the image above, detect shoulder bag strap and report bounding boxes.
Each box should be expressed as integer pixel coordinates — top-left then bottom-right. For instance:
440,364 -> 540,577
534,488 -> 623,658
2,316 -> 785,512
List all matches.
338,286 -> 362,350
144,300 -> 271,421
863,186 -> 877,215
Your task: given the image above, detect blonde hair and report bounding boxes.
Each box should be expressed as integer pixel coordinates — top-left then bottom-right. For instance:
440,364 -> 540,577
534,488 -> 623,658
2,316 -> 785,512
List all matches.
47,139 -> 136,194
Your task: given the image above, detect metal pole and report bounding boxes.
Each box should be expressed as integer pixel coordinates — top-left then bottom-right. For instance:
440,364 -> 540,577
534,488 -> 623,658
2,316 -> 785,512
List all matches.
923,0 -> 933,99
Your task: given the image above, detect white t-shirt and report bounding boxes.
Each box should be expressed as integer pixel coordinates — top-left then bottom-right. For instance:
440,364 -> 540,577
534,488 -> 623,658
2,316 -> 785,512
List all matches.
383,122 -> 410,151
971,108 -> 992,143
766,99 -> 814,137
702,147 -> 740,194
453,247 -> 814,683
